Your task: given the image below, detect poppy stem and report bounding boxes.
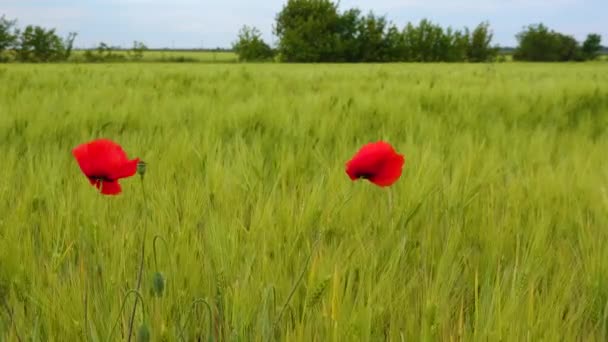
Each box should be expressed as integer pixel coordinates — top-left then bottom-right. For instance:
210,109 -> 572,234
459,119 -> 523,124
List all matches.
81,254 -> 89,342
108,290 -> 147,342
152,235 -> 169,273
387,188 -> 394,227
178,298 -> 214,342
126,176 -> 149,342
274,238 -> 320,328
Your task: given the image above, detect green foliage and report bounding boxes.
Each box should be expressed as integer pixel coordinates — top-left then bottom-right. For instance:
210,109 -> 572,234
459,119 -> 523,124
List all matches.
514,23 -> 590,62
83,42 -> 126,62
232,26 -> 274,62
1,63 -> 608,340
399,19 -> 497,62
468,21 -> 499,62
403,19 -> 451,62
15,25 -> 76,62
355,13 -> 386,62
582,34 -> 602,61
0,15 -> 18,61
127,41 -> 148,61
272,1 -> 498,63
274,0 -> 341,62
334,8 -> 361,62
77,49 -> 238,63
514,24 -> 554,61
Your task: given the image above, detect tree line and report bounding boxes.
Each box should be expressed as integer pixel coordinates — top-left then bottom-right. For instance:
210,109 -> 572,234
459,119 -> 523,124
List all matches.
2,0 -> 605,64
235,0 -> 604,63
0,15 -> 76,62
514,24 -> 602,61
0,15 -> 152,63
270,1 -> 499,63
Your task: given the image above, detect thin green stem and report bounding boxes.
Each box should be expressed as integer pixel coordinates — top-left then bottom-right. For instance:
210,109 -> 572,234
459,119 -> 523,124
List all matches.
79,225 -> 89,342
274,238 -> 319,327
152,235 -> 169,272
108,290 -> 146,342
83,281 -> 88,342
127,176 -> 149,342
387,187 -> 394,227
179,298 -> 214,342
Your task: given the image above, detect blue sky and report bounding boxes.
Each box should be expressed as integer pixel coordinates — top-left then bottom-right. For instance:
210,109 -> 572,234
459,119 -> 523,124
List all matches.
1,0 -> 605,49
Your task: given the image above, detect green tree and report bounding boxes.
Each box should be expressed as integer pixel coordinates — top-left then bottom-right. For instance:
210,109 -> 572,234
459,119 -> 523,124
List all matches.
514,24 -> 555,61
0,15 -> 19,61
357,13 -> 388,62
16,25 -> 76,62
384,24 -> 406,62
438,27 -> 463,62
467,21 -> 498,62
514,24 -> 583,62
334,8 -> 362,62
582,33 -> 602,60
272,1 -> 500,63
448,28 -> 469,62
274,0 -> 340,62
232,26 -> 274,62
555,33 -> 582,61
403,19 -> 446,62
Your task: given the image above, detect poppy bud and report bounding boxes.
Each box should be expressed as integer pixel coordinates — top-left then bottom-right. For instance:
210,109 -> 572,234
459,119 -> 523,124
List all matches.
137,323 -> 151,342
152,272 -> 165,297
137,161 -> 147,177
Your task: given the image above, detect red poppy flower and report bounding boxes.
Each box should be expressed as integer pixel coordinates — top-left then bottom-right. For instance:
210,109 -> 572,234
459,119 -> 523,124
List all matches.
72,139 -> 140,195
345,141 -> 405,187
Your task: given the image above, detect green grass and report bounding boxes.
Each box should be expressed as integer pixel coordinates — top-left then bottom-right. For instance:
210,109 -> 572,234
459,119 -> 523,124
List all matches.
71,50 -> 238,63
1,63 -> 608,341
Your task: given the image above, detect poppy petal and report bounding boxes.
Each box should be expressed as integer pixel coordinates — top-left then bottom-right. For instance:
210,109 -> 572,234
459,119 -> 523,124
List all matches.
345,141 -> 405,187
108,158 -> 140,180
73,139 -> 139,196
73,144 -> 99,179
99,180 -> 122,195
72,139 -> 134,179
369,153 -> 405,187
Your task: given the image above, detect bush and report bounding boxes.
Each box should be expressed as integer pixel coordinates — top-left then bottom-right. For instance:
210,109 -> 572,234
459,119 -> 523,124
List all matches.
233,26 -> 274,62
84,42 -> 126,62
127,41 -> 148,61
513,24 -> 593,62
15,25 -> 76,62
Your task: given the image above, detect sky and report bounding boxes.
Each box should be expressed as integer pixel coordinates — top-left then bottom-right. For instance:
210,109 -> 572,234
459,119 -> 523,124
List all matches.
1,0 -> 606,49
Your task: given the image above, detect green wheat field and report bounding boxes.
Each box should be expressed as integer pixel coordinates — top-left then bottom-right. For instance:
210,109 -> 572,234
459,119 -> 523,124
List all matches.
1,63 -> 608,341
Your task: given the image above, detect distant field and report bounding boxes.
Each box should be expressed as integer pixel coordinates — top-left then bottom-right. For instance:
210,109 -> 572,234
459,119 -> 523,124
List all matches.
1,63 -> 608,340
71,49 -> 238,62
